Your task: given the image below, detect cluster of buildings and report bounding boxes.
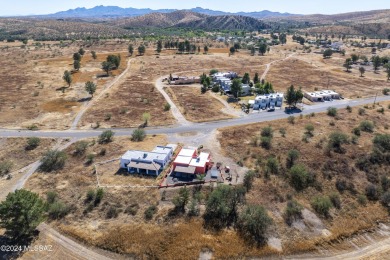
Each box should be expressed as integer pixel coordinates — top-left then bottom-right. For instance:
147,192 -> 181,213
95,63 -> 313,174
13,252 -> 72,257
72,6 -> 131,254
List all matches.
304,90 -> 340,102
251,93 -> 284,110
169,75 -> 201,85
120,145 -> 211,177
212,71 -> 251,96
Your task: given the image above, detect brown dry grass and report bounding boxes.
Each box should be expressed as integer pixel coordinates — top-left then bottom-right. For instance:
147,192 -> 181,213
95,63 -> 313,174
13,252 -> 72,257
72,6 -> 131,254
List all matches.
266,57 -> 390,98
60,219 -> 279,259
166,86 -> 234,122
218,102 -> 390,254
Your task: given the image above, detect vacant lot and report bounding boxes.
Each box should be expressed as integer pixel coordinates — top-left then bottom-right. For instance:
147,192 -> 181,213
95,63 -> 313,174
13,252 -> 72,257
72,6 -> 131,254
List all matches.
166,86 -> 234,122
219,102 -> 390,253
266,57 -> 389,98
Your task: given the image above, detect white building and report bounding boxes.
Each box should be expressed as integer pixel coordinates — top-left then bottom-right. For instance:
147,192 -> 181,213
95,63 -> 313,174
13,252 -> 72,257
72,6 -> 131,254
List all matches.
304,90 -> 340,102
253,93 -> 284,110
120,144 -> 177,176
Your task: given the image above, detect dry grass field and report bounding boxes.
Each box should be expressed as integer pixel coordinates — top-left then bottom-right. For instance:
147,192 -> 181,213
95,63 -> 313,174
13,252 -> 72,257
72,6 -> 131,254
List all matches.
218,101 -> 390,253
166,86 -> 234,122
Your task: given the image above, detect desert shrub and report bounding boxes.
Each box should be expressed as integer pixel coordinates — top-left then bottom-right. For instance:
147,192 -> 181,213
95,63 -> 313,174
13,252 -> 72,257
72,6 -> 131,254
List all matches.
329,193 -> 341,209
377,107 -> 384,114
0,161 -> 13,177
279,128 -> 286,137
359,120 -> 374,132
266,157 -> 279,175
99,148 -> 106,156
381,176 -> 390,192
74,141 -> 88,156
327,107 -> 337,117
131,129 -> 146,142
26,137 -> 41,150
188,199 -> 200,217
383,88 -> 390,95
86,189 -> 95,202
98,130 -> 114,144
351,135 -> 359,144
237,205 -> 272,245
357,194 -> 367,206
381,191 -> 390,208
373,134 -> 390,152
211,85 -> 220,92
283,200 -> 303,225
290,164 -> 309,191
327,132 -> 349,153
287,116 -> 295,124
39,150 -> 67,172
311,196 -> 332,218
352,127 -> 361,136
94,188 -> 104,206
46,191 -> 57,204
243,170 -> 256,192
261,126 -> 273,138
335,179 -> 347,193
125,203 -> 139,216
144,205 -> 157,220
346,105 -> 352,112
85,154 -> 95,165
365,184 -> 380,201
163,103 -> 171,111
305,124 -> 314,136
48,201 -> 70,220
260,137 -> 272,149
286,149 -> 299,168
358,108 -> 365,115
106,206 -> 119,219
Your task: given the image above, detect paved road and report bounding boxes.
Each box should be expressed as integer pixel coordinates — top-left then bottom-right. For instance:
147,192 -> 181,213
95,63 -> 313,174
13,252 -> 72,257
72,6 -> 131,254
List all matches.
1,95 -> 389,139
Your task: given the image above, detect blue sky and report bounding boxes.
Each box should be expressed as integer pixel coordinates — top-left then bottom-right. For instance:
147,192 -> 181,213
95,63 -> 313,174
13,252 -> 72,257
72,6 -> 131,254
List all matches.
1,0 -> 389,16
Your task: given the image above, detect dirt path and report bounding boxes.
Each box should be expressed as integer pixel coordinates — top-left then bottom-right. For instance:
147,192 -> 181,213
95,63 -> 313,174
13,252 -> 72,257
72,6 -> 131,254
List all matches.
211,93 -> 246,117
155,76 -> 193,126
261,53 -> 296,81
70,58 -> 133,129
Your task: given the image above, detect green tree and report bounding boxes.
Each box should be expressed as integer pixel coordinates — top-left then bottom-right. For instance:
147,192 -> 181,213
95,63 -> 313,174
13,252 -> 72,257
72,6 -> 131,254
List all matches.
0,189 -> 45,241
98,130 -> 114,144
78,48 -> 85,56
73,60 -> 80,71
242,73 -> 250,84
229,46 -> 236,54
204,45 -> 209,54
359,66 -> 365,77
231,78 -> 242,98
101,61 -> 114,76
203,185 -> 244,230
243,170 -> 256,192
156,40 -> 162,54
237,205 -> 272,245
323,49 -> 333,58
62,70 -> 72,87
128,44 -> 134,56
259,43 -> 267,55
253,72 -> 260,84
138,45 -> 146,55
106,54 -> 121,69
372,55 -> 381,72
91,51 -> 97,59
351,54 -> 359,63
172,187 -> 190,213
85,81 -> 97,97
73,52 -> 81,61
284,85 -> 303,107
343,58 -> 352,72
39,150 -> 67,172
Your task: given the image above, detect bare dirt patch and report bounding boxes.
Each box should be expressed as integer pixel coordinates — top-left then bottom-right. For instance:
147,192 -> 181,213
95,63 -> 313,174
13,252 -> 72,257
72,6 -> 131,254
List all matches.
166,86 -> 235,122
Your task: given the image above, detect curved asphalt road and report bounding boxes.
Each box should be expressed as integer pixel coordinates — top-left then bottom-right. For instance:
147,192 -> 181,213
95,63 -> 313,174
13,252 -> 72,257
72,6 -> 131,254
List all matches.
0,95 -> 389,139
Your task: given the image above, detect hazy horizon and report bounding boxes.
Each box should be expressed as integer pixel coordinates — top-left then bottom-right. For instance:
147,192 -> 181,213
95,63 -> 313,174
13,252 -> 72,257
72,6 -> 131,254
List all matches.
1,0 -> 389,16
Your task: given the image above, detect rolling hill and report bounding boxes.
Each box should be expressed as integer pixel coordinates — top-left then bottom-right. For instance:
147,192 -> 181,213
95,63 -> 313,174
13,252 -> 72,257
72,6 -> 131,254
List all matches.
111,11 -> 269,31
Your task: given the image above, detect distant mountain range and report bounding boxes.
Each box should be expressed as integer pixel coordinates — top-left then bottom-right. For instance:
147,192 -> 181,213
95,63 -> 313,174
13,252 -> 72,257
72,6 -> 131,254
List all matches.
110,11 -> 269,31
43,5 -> 296,19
